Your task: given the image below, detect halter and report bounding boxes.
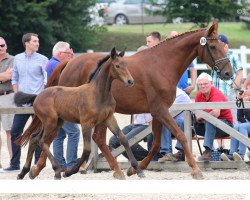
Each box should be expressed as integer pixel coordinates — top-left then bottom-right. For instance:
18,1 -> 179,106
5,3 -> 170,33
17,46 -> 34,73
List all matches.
200,36 -> 230,78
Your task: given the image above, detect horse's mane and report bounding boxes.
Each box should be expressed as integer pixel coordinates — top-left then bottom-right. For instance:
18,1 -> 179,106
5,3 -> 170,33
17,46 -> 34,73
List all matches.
86,54 -> 111,83
137,28 -> 206,53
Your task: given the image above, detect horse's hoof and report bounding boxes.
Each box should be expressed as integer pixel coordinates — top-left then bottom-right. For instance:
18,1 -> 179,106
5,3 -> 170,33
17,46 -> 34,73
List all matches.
54,174 -> 61,180
137,170 -> 146,178
113,171 -> 126,180
29,171 -> 36,180
17,174 -> 23,180
126,167 -> 136,177
191,169 -> 204,180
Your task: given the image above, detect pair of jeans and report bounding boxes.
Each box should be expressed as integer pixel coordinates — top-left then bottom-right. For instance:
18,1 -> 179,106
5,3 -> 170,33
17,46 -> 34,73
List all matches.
194,119 -> 232,150
10,114 -> 41,168
109,124 -> 149,161
161,118 -> 185,153
229,123 -> 250,157
53,121 -> 80,169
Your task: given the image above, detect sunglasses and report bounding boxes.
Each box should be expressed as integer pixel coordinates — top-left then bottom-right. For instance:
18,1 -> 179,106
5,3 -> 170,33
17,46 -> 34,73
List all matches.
0,44 -> 6,48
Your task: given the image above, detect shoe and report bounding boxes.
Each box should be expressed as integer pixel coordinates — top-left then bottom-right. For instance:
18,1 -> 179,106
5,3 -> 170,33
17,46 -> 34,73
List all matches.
173,150 -> 185,161
233,152 -> 243,161
221,153 -> 233,161
158,153 -> 177,163
198,149 -> 212,161
0,165 -> 20,173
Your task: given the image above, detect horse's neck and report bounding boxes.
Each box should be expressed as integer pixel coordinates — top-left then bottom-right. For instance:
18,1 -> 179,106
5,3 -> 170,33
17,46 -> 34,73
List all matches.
93,63 -> 113,100
150,30 -> 204,84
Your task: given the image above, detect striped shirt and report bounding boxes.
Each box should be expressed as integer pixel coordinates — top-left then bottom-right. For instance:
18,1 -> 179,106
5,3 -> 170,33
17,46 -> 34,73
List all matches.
12,52 -> 48,94
211,50 -> 243,96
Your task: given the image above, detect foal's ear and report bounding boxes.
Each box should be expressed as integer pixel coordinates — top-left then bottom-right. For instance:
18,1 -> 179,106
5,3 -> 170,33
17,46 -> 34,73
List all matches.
111,47 -> 117,59
119,48 -> 126,57
207,18 -> 218,36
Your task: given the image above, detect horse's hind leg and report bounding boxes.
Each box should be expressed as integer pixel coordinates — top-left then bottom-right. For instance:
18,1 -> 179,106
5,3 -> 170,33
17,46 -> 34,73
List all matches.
92,124 -> 125,180
29,132 -> 56,179
17,129 -> 43,180
106,115 -> 145,178
64,128 -> 92,177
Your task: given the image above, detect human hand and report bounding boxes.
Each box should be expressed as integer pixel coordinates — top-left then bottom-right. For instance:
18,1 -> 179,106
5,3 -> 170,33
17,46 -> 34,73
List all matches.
185,85 -> 195,94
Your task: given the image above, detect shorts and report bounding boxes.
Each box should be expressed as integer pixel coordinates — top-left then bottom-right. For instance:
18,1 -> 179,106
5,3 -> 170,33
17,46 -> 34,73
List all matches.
0,114 -> 14,131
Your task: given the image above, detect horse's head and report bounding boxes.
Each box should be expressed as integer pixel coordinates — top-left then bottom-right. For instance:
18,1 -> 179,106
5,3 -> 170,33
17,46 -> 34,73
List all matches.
197,19 -> 233,80
109,47 -> 134,87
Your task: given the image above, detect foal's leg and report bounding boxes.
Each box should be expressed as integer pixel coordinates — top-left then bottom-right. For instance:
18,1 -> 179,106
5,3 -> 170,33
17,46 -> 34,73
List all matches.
29,131 -> 57,179
92,124 -> 125,180
105,115 -> 145,178
17,129 -> 43,180
63,128 -> 92,177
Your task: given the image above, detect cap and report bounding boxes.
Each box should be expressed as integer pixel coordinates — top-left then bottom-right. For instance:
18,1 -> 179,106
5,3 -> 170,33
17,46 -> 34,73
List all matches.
218,34 -> 229,44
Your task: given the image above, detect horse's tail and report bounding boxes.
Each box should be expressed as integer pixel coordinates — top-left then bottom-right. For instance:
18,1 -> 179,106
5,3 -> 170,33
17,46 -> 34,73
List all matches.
14,91 -> 37,105
46,60 -> 69,88
15,115 -> 42,147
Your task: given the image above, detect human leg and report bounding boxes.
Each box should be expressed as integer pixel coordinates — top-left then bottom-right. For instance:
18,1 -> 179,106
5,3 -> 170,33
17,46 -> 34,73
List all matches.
64,122 -> 80,169
236,123 -> 250,158
4,114 -> 30,171
53,127 -> 66,169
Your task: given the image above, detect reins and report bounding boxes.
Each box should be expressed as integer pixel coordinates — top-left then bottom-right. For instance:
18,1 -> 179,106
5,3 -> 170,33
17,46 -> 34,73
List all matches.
200,33 -> 244,108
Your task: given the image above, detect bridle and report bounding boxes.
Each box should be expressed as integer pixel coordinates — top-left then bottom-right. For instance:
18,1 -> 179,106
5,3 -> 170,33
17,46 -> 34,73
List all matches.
200,36 -> 230,78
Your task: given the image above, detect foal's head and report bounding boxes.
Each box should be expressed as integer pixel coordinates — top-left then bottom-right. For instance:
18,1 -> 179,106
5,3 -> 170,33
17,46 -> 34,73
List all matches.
196,19 -> 232,80
108,47 -> 134,87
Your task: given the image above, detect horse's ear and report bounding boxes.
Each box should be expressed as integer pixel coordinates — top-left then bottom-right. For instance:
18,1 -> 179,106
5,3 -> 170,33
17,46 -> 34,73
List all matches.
207,18 -> 218,36
119,48 -> 126,57
111,47 -> 117,59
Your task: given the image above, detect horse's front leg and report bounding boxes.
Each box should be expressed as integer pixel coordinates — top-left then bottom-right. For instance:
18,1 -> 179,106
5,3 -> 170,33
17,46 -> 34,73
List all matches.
126,118 -> 162,176
64,128 -> 92,177
157,110 -> 204,180
92,123 -> 125,180
105,115 -> 145,178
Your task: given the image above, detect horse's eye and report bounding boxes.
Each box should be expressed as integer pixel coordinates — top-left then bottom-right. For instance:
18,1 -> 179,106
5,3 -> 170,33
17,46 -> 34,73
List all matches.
115,65 -> 120,68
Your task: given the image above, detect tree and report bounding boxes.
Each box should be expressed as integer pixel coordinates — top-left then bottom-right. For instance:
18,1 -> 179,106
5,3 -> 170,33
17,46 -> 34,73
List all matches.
0,0 -> 102,56
149,0 -> 246,28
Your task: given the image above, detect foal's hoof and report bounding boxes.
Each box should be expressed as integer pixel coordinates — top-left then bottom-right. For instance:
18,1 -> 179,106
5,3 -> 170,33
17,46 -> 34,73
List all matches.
113,171 -> 126,180
29,171 -> 36,180
126,167 -> 136,177
137,169 -> 146,178
17,174 -> 23,180
191,169 -> 204,180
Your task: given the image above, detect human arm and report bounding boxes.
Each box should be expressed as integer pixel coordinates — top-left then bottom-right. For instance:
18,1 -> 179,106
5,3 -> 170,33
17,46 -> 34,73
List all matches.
232,69 -> 243,90
0,68 -> 13,83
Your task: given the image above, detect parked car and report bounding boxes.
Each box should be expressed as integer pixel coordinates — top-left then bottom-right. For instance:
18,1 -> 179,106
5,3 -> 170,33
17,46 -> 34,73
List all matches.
103,0 -> 166,25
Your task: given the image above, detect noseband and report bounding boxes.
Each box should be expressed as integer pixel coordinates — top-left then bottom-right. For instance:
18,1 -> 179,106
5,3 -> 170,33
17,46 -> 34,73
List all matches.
200,36 -> 230,78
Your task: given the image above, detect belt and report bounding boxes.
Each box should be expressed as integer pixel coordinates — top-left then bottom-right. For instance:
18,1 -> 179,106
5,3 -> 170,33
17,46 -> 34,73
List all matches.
0,90 -> 13,96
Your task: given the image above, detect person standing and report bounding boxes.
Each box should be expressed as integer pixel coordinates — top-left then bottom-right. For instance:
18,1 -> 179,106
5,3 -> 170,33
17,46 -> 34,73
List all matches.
46,41 -> 80,172
0,37 -> 14,168
0,33 -> 48,172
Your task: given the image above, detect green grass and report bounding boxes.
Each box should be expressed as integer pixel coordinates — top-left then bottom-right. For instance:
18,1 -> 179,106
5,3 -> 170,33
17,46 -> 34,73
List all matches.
90,22 -> 250,51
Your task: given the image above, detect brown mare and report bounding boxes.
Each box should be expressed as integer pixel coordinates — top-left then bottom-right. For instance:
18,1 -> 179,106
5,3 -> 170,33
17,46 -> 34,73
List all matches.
16,48 -> 145,180
17,20 -> 232,180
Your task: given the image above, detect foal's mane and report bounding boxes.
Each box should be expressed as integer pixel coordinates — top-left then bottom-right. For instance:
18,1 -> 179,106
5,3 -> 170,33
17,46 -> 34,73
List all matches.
86,54 -> 111,83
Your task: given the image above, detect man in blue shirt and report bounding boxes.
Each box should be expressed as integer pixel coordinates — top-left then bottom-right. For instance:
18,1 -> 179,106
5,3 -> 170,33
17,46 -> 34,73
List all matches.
1,33 -> 48,172
46,41 -> 80,172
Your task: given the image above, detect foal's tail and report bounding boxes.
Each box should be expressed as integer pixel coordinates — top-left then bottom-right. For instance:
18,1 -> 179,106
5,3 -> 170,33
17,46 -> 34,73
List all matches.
15,61 -> 69,147
14,92 -> 37,105
15,115 -> 42,147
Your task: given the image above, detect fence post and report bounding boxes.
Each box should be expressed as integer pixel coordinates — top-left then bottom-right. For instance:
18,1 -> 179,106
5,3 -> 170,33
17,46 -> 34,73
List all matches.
184,110 -> 192,152
239,45 -> 248,77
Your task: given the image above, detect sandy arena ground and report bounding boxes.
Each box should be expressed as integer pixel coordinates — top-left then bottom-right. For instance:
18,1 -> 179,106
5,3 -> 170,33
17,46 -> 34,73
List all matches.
0,113 -> 250,200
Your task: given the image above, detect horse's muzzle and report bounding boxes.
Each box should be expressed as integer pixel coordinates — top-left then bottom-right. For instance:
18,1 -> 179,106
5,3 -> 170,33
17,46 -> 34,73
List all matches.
126,79 -> 134,87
